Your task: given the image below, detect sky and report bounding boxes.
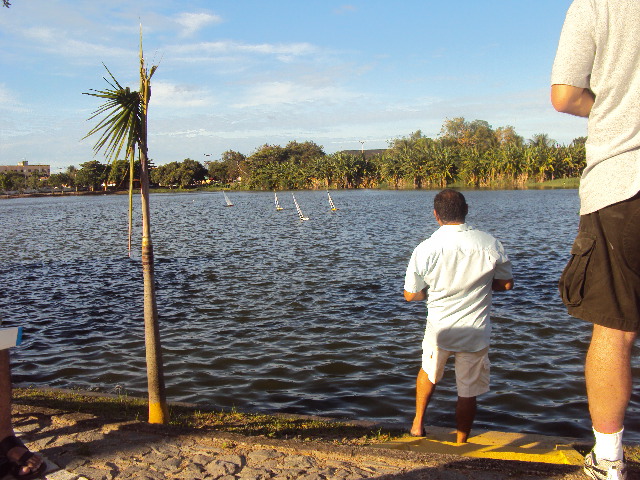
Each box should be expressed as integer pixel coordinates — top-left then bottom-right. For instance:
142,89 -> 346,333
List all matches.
0,0 -> 587,172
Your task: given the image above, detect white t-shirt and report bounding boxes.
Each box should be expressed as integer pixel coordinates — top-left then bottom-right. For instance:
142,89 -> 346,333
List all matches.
551,0 -> 640,214
404,224 -> 512,352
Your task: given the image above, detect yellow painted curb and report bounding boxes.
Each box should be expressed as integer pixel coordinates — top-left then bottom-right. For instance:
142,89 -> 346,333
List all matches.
374,428 -> 583,465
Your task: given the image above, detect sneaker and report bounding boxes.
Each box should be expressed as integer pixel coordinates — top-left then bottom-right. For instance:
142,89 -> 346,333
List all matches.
584,450 -> 628,480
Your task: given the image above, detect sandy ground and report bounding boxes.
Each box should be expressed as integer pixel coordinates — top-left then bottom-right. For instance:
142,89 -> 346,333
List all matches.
0,402 -> 599,480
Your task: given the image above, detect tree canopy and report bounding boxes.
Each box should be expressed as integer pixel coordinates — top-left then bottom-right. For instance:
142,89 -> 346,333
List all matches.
1,117 -> 587,193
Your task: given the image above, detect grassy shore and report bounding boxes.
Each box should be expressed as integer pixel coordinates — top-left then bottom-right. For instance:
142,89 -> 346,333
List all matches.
13,386 -> 640,476
13,387 -> 640,463
1,177 -> 581,198
13,388 -> 398,445
527,177 -> 580,189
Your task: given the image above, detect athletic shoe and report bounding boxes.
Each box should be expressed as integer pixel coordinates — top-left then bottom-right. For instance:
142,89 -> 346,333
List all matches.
584,450 -> 627,480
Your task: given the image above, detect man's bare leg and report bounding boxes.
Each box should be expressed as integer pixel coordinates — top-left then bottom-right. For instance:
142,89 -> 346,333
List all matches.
0,350 -> 13,436
585,324 -> 636,434
0,350 -> 44,476
455,396 -> 476,443
411,368 -> 436,436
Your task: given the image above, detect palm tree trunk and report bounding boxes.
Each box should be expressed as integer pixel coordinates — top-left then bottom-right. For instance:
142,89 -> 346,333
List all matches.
128,148 -> 134,258
139,148 -> 168,424
139,44 -> 168,423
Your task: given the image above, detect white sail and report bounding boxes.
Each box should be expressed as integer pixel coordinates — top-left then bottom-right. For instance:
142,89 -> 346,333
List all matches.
292,193 -> 309,221
328,191 -> 338,211
274,191 -> 283,211
223,190 -> 234,207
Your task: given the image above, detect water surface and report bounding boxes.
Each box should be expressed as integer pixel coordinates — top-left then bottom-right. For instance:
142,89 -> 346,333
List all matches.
2,189 -> 639,441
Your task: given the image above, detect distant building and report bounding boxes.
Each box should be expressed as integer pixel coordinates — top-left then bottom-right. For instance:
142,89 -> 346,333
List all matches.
339,149 -> 387,159
0,161 -> 50,176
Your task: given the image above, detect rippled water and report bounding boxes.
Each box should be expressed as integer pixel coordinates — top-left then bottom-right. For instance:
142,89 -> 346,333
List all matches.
2,189 -> 640,441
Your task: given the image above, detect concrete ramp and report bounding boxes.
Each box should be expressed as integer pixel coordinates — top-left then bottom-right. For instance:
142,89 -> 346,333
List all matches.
373,427 -> 583,465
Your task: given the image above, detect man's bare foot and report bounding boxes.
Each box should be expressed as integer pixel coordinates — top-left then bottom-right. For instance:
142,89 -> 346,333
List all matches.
410,420 -> 425,437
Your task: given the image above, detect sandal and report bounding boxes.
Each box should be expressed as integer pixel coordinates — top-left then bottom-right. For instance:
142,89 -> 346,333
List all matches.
0,435 -> 46,480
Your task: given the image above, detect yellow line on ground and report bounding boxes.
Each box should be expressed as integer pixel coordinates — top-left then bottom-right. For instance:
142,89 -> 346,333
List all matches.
374,428 -> 584,466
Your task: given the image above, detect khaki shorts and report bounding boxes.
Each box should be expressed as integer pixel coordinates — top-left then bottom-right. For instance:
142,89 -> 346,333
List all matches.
559,193 -> 640,331
421,343 -> 490,398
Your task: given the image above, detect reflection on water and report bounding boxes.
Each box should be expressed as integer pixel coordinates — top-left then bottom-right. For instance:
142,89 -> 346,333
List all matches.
2,189 -> 640,441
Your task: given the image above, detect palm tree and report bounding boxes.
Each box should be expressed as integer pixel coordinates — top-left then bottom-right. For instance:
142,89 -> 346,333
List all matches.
83,30 -> 168,424
528,133 -> 555,148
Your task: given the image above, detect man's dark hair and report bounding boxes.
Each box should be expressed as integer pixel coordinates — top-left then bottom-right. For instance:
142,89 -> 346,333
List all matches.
433,189 -> 468,223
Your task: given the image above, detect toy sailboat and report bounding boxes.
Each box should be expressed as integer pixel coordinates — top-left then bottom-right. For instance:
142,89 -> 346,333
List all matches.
327,191 -> 338,211
274,191 -> 284,211
292,193 -> 309,221
223,190 -> 234,207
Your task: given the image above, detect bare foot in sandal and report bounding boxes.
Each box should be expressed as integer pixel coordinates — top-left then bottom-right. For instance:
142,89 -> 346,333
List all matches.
0,435 -> 46,479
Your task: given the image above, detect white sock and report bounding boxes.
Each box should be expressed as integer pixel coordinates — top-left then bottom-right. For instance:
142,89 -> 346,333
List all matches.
593,427 -> 624,462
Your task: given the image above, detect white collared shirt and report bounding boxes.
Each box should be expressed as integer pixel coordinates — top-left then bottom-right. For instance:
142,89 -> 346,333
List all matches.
404,223 -> 512,352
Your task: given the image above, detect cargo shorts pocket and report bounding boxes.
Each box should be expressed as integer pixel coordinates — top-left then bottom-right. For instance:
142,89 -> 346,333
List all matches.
559,232 -> 596,307
623,207 -> 640,276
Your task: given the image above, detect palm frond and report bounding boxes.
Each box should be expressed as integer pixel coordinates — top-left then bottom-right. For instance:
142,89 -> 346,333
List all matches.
83,65 -> 143,163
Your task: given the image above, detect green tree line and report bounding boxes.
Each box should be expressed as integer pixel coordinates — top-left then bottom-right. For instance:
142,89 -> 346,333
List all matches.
0,117 -> 586,193
0,156 -> 207,193
213,118 -> 585,190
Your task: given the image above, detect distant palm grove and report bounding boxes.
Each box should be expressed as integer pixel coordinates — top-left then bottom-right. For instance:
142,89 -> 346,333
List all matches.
1,118 -> 586,193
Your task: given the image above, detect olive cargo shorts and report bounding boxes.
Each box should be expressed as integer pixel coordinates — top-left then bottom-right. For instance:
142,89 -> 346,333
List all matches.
559,193 -> 640,331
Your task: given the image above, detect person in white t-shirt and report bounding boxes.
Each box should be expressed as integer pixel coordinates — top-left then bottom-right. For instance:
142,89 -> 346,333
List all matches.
552,1 -> 640,478
403,189 -> 513,443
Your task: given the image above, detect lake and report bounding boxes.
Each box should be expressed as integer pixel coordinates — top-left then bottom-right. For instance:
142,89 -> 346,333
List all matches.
2,189 -> 640,442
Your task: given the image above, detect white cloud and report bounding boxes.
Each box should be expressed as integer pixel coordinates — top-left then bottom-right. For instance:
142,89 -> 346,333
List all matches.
334,5 -> 357,15
0,84 -> 26,113
169,40 -> 318,59
175,12 -> 223,37
22,27 -> 57,43
233,81 -> 352,108
22,27 -> 130,59
0,85 -> 15,106
157,128 -> 210,138
151,81 -> 216,108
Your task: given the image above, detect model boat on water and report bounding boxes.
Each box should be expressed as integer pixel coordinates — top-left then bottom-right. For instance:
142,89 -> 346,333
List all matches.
292,193 -> 309,221
223,190 -> 234,207
274,191 -> 284,211
327,191 -> 338,211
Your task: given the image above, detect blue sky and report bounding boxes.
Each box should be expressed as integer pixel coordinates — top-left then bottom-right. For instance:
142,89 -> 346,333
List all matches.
0,0 -> 586,172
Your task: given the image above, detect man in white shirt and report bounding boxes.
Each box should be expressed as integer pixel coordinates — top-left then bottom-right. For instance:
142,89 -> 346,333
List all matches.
403,189 -> 513,443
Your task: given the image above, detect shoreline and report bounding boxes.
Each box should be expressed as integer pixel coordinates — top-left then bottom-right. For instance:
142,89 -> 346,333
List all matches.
0,190 -> 127,200
0,179 -> 580,201
10,387 -> 600,479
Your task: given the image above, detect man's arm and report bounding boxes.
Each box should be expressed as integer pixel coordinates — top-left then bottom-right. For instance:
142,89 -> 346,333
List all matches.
404,288 -> 426,301
492,278 -> 514,292
551,84 -> 595,118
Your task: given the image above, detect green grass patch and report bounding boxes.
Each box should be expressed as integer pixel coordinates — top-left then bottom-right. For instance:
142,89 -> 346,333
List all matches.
14,387 -> 148,419
13,388 -> 399,445
527,177 -> 580,189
